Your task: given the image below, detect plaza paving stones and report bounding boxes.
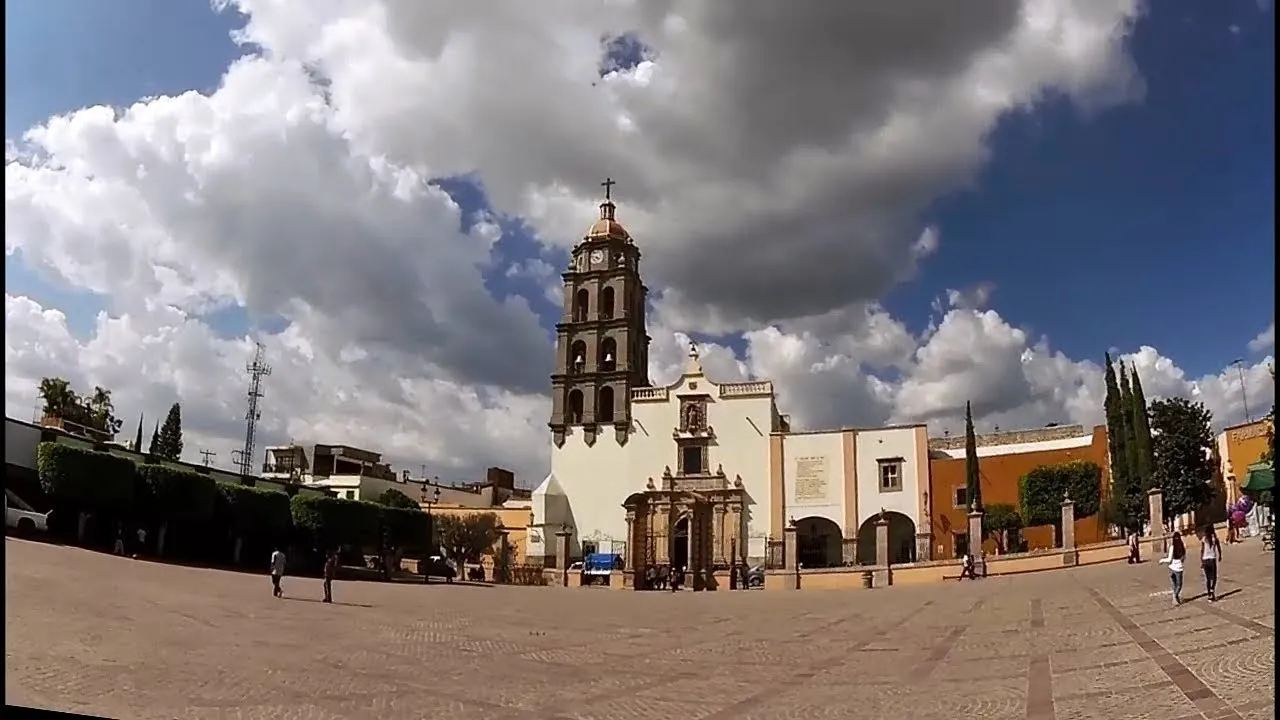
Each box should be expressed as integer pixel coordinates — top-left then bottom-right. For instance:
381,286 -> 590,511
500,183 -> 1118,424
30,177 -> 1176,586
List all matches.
5,538 -> 1274,720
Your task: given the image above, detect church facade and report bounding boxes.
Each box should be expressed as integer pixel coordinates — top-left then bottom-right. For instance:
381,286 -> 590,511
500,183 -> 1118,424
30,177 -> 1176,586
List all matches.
526,185 -> 932,587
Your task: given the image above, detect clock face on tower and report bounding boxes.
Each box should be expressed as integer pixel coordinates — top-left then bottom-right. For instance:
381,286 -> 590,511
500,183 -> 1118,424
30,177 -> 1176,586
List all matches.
590,250 -> 605,265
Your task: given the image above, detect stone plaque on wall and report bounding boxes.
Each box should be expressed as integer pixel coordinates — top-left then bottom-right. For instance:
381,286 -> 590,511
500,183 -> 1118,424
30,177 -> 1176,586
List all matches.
793,456 -> 829,504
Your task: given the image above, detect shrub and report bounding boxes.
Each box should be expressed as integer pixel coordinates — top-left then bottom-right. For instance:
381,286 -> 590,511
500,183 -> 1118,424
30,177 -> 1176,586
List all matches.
216,482 -> 292,538
135,463 -> 217,523
1018,459 -> 1103,529
380,506 -> 434,553
290,495 -> 382,550
36,442 -> 135,513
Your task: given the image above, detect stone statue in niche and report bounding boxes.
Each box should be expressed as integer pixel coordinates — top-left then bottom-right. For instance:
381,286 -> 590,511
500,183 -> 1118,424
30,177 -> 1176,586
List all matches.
683,403 -> 703,433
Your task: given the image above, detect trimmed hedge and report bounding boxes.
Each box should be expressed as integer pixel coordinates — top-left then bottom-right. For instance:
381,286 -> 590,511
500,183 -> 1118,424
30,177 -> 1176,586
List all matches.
290,495 -> 434,553
37,441 -> 135,512
216,482 -> 292,538
1018,459 -> 1103,529
36,440 -> 436,567
136,463 -> 217,523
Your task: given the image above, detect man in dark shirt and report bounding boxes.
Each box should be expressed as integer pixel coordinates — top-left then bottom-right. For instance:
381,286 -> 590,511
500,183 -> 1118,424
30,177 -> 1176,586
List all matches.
323,551 -> 338,603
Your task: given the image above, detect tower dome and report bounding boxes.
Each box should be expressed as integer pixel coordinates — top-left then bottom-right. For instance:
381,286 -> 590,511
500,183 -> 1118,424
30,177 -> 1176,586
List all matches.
584,177 -> 631,241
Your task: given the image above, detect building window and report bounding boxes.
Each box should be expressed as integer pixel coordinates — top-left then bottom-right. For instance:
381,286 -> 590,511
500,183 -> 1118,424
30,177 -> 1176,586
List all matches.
953,487 -> 968,508
877,459 -> 903,493
681,445 -> 704,475
346,490 -> 356,500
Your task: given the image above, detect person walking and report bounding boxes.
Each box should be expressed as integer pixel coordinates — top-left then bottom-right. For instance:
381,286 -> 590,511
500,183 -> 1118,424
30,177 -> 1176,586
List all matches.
1199,526 -> 1222,602
269,547 -> 287,598
1127,531 -> 1141,564
323,550 -> 338,603
1158,533 -> 1186,605
113,524 -> 126,556
958,553 -> 976,580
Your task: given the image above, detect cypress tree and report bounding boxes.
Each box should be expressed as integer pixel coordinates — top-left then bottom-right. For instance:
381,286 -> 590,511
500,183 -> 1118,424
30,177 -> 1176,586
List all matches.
1103,354 -> 1130,520
148,420 -> 160,455
1129,364 -> 1155,491
964,401 -> 982,511
1118,364 -> 1144,525
156,402 -> 184,461
134,412 -> 144,453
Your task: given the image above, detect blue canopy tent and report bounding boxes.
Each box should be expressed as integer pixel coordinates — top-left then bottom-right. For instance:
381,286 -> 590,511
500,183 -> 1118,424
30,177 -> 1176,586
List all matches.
583,553 -> 623,575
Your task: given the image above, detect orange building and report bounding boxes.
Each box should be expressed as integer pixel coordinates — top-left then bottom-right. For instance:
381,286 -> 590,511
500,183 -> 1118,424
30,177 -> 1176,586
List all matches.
927,424 -> 1111,559
1217,418 -> 1273,506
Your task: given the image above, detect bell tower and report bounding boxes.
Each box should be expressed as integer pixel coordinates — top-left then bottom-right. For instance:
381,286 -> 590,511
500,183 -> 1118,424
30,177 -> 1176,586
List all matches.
549,178 -> 651,448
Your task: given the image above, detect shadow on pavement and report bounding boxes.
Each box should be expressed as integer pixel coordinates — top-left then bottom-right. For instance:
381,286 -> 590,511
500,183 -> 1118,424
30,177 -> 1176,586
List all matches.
283,597 -> 373,608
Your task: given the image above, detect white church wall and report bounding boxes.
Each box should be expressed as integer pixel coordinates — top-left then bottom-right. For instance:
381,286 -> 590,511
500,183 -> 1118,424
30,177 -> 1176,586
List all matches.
549,425 -> 632,555
703,389 -> 774,561
779,431 -> 845,530
855,426 -> 926,530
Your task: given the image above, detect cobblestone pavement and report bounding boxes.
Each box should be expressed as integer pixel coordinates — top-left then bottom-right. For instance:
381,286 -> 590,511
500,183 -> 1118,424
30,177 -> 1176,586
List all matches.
5,538 -> 1274,720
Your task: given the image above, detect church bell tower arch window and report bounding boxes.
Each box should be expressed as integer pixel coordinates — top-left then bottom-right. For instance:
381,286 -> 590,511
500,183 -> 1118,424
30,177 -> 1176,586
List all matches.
570,340 -> 588,374
567,389 -> 585,425
599,337 -> 618,372
598,386 -> 615,423
574,288 -> 590,322
600,286 -> 616,319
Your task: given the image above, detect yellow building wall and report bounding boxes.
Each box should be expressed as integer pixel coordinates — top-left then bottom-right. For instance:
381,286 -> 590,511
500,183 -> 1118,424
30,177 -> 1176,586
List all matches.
1221,419 -> 1272,504
430,505 -> 532,565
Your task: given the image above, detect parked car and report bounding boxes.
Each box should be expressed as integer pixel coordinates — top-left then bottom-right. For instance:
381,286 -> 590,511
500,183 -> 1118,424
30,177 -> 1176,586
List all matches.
744,564 -> 765,588
421,555 -> 457,582
4,490 -> 50,537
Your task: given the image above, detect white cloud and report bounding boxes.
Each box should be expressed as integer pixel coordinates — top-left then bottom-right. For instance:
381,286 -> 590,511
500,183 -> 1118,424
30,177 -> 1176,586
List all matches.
8,0 -> 1271,486
1249,321 -> 1274,353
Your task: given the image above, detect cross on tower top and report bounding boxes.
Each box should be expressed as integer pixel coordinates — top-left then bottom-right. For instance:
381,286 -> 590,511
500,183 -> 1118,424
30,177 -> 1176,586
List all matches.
601,177 -> 617,201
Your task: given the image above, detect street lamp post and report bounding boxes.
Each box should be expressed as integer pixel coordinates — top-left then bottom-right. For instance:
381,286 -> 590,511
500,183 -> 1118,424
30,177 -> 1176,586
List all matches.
1233,359 -> 1252,424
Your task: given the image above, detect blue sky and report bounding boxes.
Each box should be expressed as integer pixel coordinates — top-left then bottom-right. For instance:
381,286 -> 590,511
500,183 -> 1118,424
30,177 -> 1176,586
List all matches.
5,0 -> 1275,378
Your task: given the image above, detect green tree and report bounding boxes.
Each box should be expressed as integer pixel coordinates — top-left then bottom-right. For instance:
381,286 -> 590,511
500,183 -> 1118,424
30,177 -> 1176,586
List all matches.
133,413 -> 145,452
148,421 -> 160,455
1117,364 -> 1147,529
373,488 -> 420,510
1129,364 -> 1155,488
436,513 -> 503,566
86,386 -> 124,436
1102,354 -> 1132,526
982,503 -> 1023,554
964,401 -> 983,511
155,403 -> 184,461
1018,460 -> 1103,546
1261,365 -> 1275,465
38,377 -> 77,419
1149,397 -> 1215,518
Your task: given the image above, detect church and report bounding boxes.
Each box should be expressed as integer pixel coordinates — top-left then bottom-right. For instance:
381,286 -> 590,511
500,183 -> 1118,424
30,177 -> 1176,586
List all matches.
526,182 -> 933,588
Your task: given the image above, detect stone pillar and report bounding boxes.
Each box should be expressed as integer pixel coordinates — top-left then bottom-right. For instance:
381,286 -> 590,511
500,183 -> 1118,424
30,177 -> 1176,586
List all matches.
873,516 -> 891,587
914,532 -> 932,563
1147,488 -> 1166,555
782,520 -> 799,590
712,505 -> 724,566
554,528 -> 570,587
1060,497 -> 1077,566
497,531 -> 511,583
841,533 -> 857,567
623,512 -> 635,572
729,537 -> 739,590
967,508 -> 985,577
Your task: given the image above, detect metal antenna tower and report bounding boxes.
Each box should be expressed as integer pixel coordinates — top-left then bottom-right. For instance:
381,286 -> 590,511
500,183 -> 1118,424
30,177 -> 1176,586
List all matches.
239,342 -> 272,477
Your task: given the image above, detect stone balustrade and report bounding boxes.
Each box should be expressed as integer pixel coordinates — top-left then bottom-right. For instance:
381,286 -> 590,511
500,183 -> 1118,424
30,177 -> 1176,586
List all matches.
630,387 -> 668,401
928,424 -> 1088,450
719,381 -> 774,398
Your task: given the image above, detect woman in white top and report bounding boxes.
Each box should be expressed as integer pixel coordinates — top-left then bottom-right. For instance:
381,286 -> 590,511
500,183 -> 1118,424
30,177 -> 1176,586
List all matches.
1158,533 -> 1187,605
1199,526 -> 1222,602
